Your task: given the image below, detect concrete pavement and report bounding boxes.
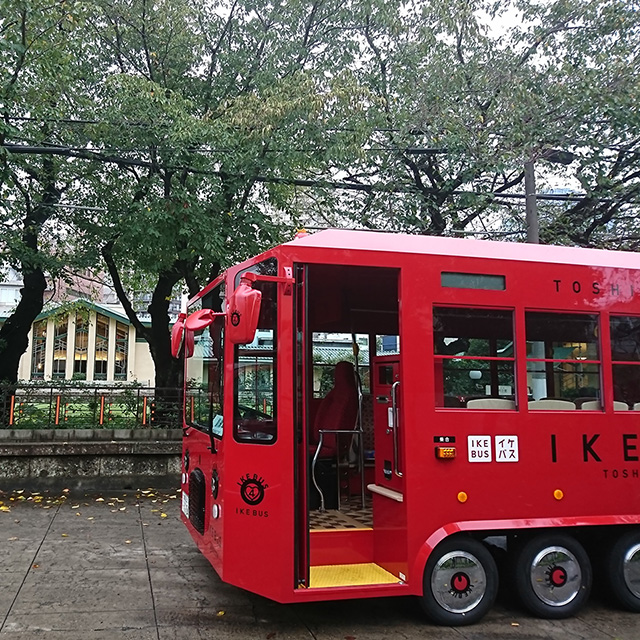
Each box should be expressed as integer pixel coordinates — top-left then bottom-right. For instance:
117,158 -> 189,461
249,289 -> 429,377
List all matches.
1,488 -> 639,639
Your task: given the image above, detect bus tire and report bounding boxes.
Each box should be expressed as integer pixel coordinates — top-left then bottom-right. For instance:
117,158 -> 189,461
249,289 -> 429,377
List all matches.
420,537 -> 498,626
604,530 -> 640,612
514,533 -> 591,619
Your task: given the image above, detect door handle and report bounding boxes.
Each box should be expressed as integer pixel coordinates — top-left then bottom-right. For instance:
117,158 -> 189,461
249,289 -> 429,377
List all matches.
391,381 -> 403,478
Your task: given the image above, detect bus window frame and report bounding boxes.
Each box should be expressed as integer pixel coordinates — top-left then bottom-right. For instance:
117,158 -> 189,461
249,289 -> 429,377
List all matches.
610,314 -> 640,410
232,258 -> 278,445
433,305 -> 516,409
525,309 -> 602,406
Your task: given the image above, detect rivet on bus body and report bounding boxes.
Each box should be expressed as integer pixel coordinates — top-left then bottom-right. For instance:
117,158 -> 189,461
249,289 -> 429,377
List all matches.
554,489 -> 564,500
457,492 -> 468,503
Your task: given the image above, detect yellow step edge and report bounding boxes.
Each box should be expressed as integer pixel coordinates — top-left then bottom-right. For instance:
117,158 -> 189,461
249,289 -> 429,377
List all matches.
309,563 -> 400,588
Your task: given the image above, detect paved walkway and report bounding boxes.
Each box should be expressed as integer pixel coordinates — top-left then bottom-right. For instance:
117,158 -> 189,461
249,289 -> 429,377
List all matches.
1,489 -> 639,639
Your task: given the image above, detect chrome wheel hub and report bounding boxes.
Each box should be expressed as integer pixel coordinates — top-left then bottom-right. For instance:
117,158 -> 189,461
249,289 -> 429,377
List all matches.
431,550 -> 487,613
529,546 -> 581,606
623,543 -> 640,598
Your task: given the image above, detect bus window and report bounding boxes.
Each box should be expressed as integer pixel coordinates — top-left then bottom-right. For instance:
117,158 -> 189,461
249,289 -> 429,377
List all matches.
312,333 -> 370,397
610,316 -> 640,409
234,261 -> 277,443
526,312 -> 600,407
433,307 -> 515,408
185,285 -> 225,436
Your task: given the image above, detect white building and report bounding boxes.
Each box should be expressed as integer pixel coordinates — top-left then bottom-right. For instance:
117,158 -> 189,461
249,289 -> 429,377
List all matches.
16,301 -> 155,385
1,299 -> 155,386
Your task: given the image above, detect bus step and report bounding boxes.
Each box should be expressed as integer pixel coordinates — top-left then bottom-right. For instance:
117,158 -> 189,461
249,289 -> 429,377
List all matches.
309,563 -> 400,588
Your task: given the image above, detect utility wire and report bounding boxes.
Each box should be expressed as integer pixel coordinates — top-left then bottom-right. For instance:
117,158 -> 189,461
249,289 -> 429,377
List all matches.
2,143 -> 638,206
6,115 -> 640,157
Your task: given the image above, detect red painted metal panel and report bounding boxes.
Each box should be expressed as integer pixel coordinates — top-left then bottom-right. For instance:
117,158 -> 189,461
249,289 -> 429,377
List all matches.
310,530 -> 374,566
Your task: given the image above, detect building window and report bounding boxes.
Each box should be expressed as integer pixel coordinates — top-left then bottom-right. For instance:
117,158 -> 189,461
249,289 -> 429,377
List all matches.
526,312 -> 600,408
610,315 -> 640,409
94,314 -> 109,380
74,313 -> 88,379
114,321 -> 128,380
52,317 -> 68,379
31,320 -> 47,379
433,307 -> 515,409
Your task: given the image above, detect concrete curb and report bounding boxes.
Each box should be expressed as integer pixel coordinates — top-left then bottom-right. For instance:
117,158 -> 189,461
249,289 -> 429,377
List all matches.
0,428 -> 183,491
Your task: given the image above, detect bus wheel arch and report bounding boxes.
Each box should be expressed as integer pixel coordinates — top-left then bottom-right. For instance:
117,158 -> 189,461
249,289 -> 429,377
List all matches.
512,532 -> 592,619
419,535 -> 499,626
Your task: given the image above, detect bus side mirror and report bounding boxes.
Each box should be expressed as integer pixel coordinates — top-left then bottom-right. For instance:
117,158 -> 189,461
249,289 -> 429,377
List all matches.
175,309 -> 225,359
171,313 -> 193,359
227,282 -> 262,344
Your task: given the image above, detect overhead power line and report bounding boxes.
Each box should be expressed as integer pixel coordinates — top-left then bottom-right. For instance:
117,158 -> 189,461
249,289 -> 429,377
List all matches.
2,143 -> 637,206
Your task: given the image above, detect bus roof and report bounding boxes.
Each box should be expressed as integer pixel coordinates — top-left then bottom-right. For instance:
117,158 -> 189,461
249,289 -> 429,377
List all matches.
286,229 -> 640,270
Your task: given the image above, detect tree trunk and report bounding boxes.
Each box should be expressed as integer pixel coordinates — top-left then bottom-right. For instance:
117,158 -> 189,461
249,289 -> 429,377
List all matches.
0,160 -> 58,423
145,269 -> 185,427
0,267 -> 47,425
0,268 -> 47,384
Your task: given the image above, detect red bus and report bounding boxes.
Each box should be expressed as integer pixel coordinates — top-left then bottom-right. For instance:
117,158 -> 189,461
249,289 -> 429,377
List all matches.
174,229 -> 640,625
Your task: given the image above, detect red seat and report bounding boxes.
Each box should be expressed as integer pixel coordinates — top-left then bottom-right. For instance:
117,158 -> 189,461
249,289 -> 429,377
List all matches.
310,361 -> 359,458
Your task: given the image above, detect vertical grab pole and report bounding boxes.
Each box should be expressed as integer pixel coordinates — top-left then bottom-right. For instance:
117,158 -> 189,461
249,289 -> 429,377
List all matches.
391,381 -> 403,477
351,333 -> 366,508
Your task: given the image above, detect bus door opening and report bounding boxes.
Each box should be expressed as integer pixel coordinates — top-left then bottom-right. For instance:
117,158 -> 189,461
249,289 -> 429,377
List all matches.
297,263 -> 406,590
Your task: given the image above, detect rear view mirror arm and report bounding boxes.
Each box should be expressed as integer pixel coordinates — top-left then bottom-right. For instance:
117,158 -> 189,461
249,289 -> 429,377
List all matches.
241,267 -> 294,295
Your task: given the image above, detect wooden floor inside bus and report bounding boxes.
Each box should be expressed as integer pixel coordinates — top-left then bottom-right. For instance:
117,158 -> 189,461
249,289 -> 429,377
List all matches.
309,495 -> 372,530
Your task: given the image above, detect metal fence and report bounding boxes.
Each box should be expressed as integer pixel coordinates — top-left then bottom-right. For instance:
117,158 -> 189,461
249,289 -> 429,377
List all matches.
0,385 -> 183,429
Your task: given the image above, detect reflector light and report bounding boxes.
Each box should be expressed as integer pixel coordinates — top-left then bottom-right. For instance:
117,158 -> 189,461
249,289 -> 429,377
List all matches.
435,446 -> 456,459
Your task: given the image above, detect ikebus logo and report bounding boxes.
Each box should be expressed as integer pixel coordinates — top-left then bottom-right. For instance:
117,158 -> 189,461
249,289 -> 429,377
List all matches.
238,473 -> 268,505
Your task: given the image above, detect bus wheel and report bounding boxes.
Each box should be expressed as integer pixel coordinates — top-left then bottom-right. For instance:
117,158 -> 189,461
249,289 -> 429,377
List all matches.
604,530 -> 640,612
420,537 -> 498,626
514,533 -> 591,619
